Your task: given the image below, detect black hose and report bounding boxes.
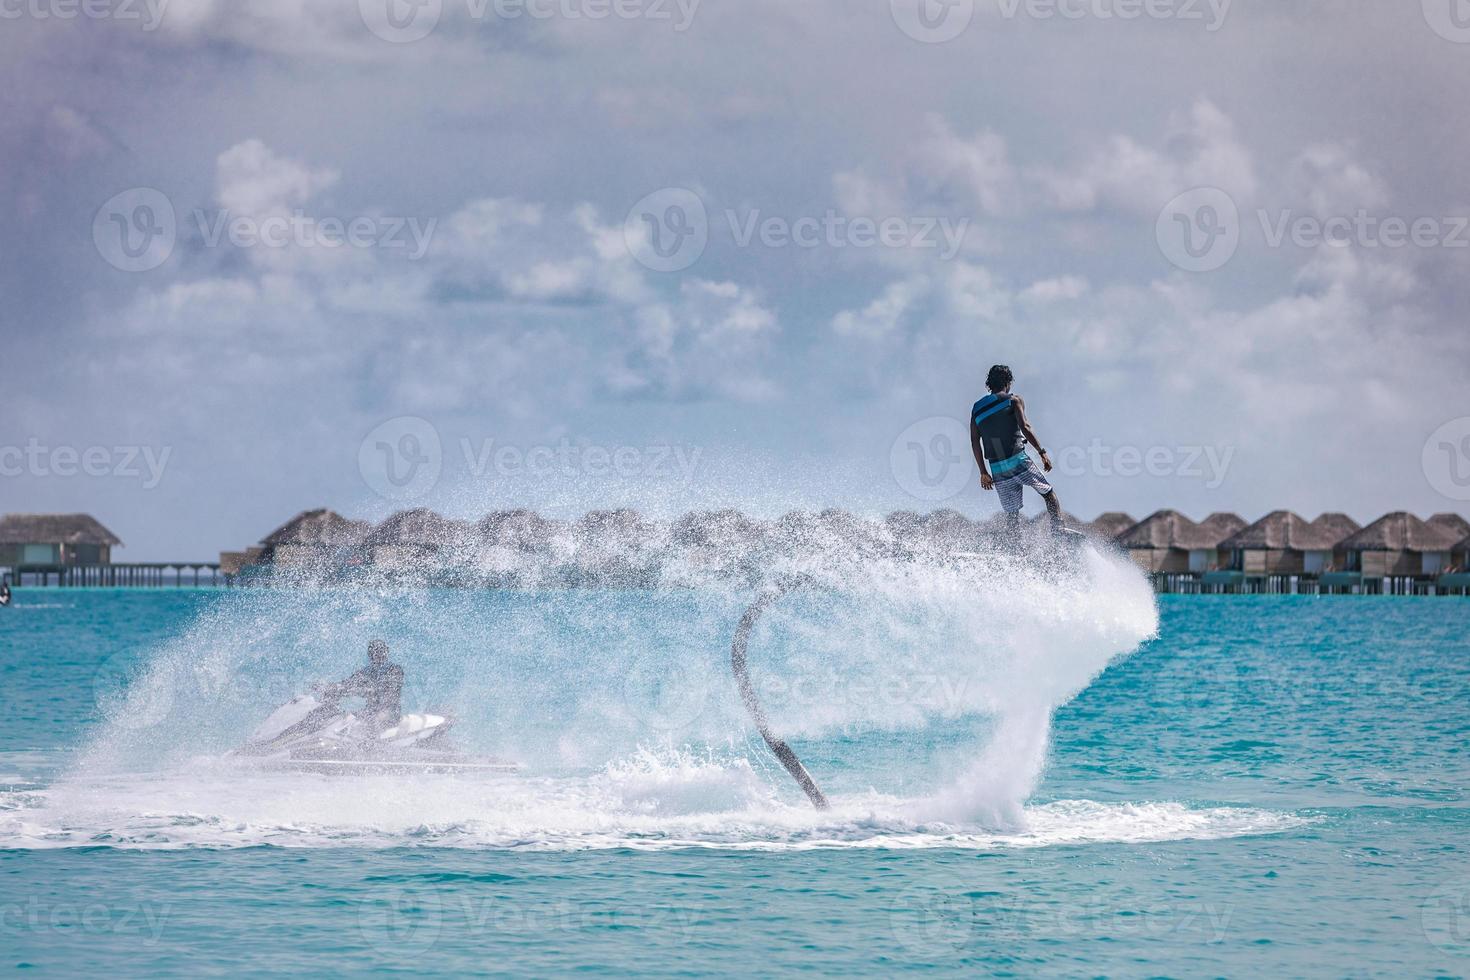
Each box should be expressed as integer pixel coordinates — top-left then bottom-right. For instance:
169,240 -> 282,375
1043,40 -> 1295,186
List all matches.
730,578 -> 829,810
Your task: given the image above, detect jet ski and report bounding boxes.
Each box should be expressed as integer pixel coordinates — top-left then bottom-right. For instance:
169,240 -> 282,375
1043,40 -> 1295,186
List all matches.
230,689 -> 519,775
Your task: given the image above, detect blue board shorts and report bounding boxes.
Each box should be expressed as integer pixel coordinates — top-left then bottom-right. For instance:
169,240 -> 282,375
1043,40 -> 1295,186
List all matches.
994,458 -> 1053,513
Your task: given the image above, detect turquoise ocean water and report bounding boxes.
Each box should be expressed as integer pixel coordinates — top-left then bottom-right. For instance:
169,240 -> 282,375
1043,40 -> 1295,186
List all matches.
2,565 -> 1468,975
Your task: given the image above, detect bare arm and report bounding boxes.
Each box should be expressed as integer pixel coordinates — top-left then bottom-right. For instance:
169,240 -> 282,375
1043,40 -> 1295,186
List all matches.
1012,396 -> 1053,472
970,419 -> 994,490
324,668 -> 373,700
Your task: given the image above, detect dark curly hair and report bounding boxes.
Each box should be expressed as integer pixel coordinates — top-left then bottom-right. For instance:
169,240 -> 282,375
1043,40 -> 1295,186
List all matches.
986,364 -> 1014,393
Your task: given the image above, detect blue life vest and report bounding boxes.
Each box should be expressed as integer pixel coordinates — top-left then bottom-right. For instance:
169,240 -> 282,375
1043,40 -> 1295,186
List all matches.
971,393 -> 1028,472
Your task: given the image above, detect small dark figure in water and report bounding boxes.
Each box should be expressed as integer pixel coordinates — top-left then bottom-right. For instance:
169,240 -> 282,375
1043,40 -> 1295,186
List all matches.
970,364 -> 1065,533
321,639 -> 404,735
0,581 -> 11,607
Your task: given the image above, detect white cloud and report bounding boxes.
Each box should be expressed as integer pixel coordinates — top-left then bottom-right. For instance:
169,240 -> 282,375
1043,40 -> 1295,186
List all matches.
1287,144 -> 1391,216
832,274 -> 929,339
1035,98 -> 1257,214
215,139 -> 339,219
95,140 -> 783,424
913,115 -> 1019,216
43,105 -> 118,162
1020,275 -> 1090,304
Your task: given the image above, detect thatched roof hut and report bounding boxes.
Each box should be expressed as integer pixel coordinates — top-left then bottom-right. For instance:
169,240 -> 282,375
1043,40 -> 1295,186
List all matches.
261,508 -> 370,547
363,509 -> 471,574
1220,510 -> 1352,575
762,509 -> 891,558
363,508 -> 466,548
883,510 -> 925,539
1192,512 -> 1247,546
461,510 -> 563,585
673,509 -> 764,548
1309,513 -> 1362,545
576,508 -> 657,540
768,509 -> 819,549
1221,511 -> 1327,550
0,513 -> 121,546
671,510 -> 767,567
880,509 -> 982,553
1081,512 -> 1135,541
558,509 -> 665,587
1427,513 -> 1470,540
0,513 -> 121,565
918,509 -> 982,551
1114,510 -> 1194,573
1114,510 -> 1193,549
1339,513 -> 1459,553
259,507 -> 371,571
1338,512 -> 1460,577
477,510 -> 563,552
1115,510 -> 1240,573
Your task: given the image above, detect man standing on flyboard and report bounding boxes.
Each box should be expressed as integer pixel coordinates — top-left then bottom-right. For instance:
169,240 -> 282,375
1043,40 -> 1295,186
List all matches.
970,364 -> 1067,533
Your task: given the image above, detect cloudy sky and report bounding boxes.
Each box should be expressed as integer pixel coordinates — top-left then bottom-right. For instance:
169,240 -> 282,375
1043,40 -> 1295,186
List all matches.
3,0 -> 1468,559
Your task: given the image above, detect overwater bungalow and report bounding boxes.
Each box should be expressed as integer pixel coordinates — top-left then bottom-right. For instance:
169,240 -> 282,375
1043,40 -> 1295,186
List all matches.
1428,513 -> 1470,541
477,510 -> 564,554
562,509 -> 666,587
1114,510 -> 1242,574
1196,513 -> 1248,564
1082,511 -> 1135,541
362,508 -> 469,574
211,504 -> 1469,596
259,508 -> 371,570
919,509 -> 984,551
1441,533 -> 1470,592
0,513 -> 121,566
1217,510 -> 1350,576
1325,513 -> 1459,588
672,509 -> 769,572
674,509 -> 766,551
576,508 -> 659,545
1308,513 -> 1362,568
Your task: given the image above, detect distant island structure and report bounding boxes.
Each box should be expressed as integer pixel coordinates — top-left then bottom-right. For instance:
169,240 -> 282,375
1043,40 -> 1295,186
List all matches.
0,513 -> 120,566
215,506 -> 1470,596
3,507 -> 1466,595
0,513 -> 220,587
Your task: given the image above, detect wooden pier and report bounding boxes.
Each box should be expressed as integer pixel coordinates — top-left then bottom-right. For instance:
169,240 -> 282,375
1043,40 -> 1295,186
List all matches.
1,562 -> 224,588
1156,572 -> 1470,596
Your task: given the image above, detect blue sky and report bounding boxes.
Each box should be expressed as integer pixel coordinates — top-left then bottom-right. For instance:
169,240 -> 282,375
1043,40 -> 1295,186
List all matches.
3,0 -> 1469,560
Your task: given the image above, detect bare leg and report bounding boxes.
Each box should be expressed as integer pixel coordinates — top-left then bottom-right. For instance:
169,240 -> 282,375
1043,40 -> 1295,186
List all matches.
1042,490 -> 1063,529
